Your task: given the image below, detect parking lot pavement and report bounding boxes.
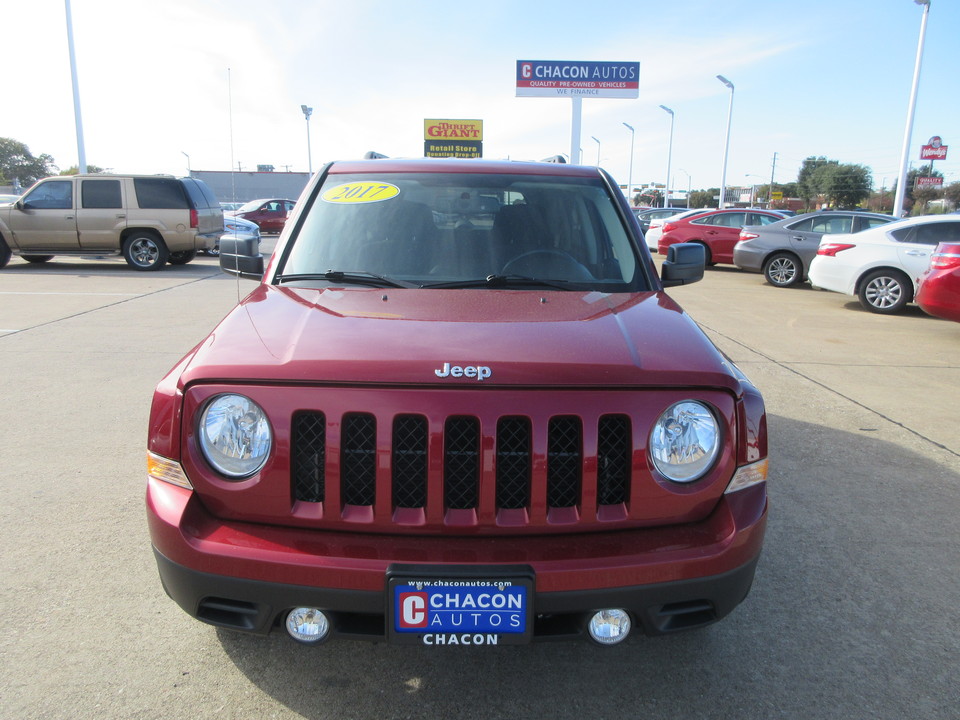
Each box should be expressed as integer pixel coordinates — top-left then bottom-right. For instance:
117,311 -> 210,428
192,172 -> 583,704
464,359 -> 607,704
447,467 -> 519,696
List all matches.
0,255 -> 957,719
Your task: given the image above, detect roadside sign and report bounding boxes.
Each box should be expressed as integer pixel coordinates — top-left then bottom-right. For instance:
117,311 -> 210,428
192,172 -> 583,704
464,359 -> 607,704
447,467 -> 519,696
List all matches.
423,119 -> 483,158
920,136 -> 948,161
915,176 -> 943,189
516,61 -> 639,99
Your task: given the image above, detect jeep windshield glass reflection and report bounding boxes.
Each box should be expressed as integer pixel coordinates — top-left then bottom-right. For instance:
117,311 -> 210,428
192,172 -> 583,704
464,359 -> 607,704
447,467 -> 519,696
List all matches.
278,173 -> 646,291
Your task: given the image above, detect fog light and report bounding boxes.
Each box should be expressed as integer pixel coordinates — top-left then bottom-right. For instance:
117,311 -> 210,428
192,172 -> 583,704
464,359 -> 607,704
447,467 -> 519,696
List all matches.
588,609 -> 632,645
285,608 -> 330,644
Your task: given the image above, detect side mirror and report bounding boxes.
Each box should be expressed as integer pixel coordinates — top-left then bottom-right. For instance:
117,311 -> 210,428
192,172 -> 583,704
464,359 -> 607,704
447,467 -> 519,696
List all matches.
660,242 -> 705,287
219,236 -> 264,280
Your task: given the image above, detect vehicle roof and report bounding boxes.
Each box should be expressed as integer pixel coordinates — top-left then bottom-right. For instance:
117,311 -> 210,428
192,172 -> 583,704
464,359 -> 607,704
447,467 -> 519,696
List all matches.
326,157 -> 605,178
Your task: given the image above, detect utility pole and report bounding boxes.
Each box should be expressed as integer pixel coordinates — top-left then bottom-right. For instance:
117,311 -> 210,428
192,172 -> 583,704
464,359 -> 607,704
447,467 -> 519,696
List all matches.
769,152 -> 778,205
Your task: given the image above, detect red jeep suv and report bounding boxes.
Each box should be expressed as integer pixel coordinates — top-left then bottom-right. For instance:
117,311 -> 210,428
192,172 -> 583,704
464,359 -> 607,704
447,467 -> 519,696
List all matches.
146,158 -> 768,646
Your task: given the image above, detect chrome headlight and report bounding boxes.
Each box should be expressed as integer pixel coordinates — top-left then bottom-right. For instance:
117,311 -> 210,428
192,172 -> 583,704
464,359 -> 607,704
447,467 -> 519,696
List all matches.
649,401 -> 720,483
198,394 -> 272,478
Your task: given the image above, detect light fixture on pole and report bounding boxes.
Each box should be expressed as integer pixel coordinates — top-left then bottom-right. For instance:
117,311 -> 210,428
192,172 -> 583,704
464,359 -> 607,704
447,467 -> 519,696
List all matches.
893,0 -> 931,218
659,105 -> 675,209
591,136 -> 601,167
301,104 -> 314,174
717,75 -> 735,209
623,123 -> 635,206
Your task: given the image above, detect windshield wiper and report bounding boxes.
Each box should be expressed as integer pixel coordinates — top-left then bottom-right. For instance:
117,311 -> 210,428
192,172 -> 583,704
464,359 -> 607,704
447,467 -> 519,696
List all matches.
275,271 -> 411,288
421,274 -> 573,290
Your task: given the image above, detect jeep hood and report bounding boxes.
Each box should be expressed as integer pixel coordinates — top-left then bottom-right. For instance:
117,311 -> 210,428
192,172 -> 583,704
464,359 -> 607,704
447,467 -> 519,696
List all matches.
178,285 -> 742,391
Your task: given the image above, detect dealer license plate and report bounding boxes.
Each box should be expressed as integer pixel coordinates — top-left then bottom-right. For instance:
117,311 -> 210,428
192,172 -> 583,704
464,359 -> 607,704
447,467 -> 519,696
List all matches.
387,565 -> 534,646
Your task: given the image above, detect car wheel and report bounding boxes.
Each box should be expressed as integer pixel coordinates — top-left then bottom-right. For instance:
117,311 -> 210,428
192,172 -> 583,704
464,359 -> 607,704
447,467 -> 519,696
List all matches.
694,242 -> 714,266
168,250 -> 197,265
22,255 -> 54,263
763,252 -> 802,287
858,269 -> 911,314
0,235 -> 11,269
123,232 -> 169,271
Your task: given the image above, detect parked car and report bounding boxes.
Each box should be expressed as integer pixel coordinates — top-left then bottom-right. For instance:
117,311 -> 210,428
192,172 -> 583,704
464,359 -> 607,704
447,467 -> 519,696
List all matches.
146,157 -> 769,647
220,202 -> 244,212
808,215 -> 960,314
202,214 -> 261,257
229,198 -> 295,234
633,207 -> 686,235
734,211 -> 896,288
658,209 -> 786,265
0,174 -> 222,270
0,193 -> 21,204
645,208 -> 709,250
915,241 -> 960,322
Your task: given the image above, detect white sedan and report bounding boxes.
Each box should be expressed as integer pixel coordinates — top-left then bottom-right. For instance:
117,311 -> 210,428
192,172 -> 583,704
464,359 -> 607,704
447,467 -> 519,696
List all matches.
808,214 -> 960,314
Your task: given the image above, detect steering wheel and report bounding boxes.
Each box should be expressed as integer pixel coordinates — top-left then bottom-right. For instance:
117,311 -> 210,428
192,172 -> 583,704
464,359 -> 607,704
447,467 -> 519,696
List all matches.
501,249 -> 594,281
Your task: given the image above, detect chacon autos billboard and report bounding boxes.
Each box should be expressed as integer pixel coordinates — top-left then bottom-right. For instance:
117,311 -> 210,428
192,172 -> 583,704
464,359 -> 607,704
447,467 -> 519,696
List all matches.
516,61 -> 640,99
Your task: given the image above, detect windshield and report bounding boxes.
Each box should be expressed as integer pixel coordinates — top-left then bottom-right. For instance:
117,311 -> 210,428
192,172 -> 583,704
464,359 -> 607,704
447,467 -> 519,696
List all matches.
237,199 -> 267,213
278,172 -> 645,291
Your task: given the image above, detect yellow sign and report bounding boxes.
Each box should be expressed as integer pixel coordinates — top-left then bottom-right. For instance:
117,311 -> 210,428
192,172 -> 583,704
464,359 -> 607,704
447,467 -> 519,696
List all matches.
321,182 -> 400,204
771,191 -> 783,200
424,119 -> 483,141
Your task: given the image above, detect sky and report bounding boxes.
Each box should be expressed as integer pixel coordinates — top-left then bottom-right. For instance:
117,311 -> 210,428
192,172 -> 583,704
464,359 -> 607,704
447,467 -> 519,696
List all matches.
4,0 -> 958,198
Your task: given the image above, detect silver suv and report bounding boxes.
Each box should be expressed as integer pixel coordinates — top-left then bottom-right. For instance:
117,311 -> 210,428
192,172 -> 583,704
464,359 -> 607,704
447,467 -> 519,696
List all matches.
0,174 -> 223,271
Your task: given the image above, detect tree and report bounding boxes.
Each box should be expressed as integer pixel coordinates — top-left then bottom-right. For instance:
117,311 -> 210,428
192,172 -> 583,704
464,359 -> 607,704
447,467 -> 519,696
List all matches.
688,189 -> 717,208
60,164 -> 104,175
943,181 -> 960,210
0,137 -> 57,186
822,163 -> 872,208
797,156 -> 836,207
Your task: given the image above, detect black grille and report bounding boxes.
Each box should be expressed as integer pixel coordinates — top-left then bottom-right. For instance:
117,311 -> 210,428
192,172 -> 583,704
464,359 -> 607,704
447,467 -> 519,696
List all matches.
597,415 -> 630,505
290,410 -> 636,520
444,416 -> 479,510
547,416 -> 581,508
292,412 -> 325,502
342,414 -> 376,506
392,415 -> 428,508
496,417 -> 530,510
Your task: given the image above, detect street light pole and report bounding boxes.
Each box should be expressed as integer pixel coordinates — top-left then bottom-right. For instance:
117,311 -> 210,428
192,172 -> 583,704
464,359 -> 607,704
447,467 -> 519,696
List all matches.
301,105 -> 314,174
893,0 -> 931,218
623,123 -> 635,206
591,136 -> 601,167
181,151 -> 191,176
64,0 -> 87,173
659,105 -> 674,209
717,75 -> 735,209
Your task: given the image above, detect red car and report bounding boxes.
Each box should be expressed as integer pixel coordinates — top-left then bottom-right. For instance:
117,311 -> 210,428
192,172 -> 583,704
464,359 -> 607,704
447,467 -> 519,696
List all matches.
916,242 -> 960,322
147,158 -> 768,646
230,198 -> 296,234
659,209 -> 785,265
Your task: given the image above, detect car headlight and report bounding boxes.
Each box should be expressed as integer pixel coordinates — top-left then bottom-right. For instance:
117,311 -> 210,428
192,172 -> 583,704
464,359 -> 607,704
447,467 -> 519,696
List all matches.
649,401 -> 720,483
198,394 -> 272,478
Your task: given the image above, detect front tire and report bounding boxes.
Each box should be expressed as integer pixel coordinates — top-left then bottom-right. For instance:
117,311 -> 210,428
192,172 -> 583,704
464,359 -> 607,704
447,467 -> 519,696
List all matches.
858,269 -> 911,314
168,250 -> 197,265
763,252 -> 802,287
0,236 -> 12,269
123,232 -> 169,271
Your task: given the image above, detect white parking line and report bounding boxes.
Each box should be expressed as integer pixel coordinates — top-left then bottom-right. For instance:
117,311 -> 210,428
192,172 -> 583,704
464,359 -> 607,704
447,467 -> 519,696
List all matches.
0,291 -> 140,296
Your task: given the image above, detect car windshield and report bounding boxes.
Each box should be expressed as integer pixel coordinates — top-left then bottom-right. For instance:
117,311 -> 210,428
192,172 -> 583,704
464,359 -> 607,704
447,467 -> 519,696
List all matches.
237,199 -> 267,213
278,172 -> 646,291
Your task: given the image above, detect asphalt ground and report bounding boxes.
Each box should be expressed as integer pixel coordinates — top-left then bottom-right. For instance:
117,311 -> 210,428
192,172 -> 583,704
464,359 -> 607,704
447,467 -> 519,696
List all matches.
1,243 -> 957,720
